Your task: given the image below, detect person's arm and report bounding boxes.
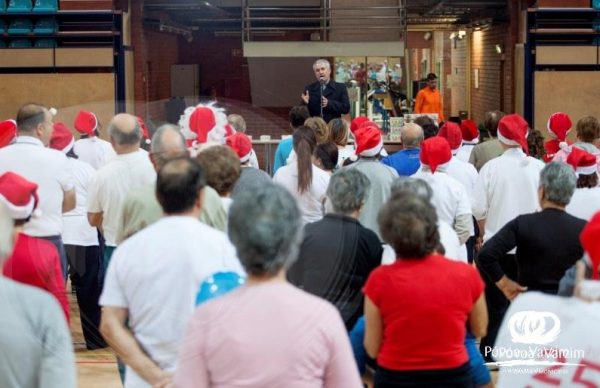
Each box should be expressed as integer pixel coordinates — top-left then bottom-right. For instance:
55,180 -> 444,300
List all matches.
40,297 -> 77,388
46,249 -> 70,322
363,296 -> 383,359
454,214 -> 472,245
273,142 -> 286,174
414,90 -> 424,113
87,212 -> 103,228
323,310 -> 364,388
62,189 -> 76,213
325,85 -> 350,115
100,307 -> 172,386
469,293 -> 488,338
173,313 -> 210,388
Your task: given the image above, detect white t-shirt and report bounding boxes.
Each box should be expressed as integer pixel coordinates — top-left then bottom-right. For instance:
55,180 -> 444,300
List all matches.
337,145 -> 356,168
62,158 -> 98,246
455,143 -> 476,163
413,168 -> 473,229
566,187 -> 600,221
472,147 -> 544,242
73,137 -> 116,170
0,136 -> 74,237
273,162 -> 330,225
445,156 -> 478,200
100,216 -> 244,388
87,150 -> 156,246
248,149 -> 260,169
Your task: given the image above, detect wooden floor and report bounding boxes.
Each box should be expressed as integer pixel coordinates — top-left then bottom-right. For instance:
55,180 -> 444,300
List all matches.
69,290 -> 122,388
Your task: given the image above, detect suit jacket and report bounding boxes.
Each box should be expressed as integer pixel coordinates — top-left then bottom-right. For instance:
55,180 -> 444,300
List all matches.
304,80 -> 350,123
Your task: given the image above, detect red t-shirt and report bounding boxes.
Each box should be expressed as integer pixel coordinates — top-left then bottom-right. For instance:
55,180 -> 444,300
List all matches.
2,233 -> 69,322
363,254 -> 484,371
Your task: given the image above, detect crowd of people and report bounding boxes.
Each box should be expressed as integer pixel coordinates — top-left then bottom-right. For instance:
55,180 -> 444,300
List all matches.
0,58 -> 600,388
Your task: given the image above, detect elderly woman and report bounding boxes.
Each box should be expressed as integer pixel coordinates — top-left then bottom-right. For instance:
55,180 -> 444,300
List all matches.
478,162 -> 586,299
174,183 -> 362,387
364,193 -> 487,387
288,168 -> 382,330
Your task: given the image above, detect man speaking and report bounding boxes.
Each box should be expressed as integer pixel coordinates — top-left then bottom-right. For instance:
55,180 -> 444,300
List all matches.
301,59 -> 350,123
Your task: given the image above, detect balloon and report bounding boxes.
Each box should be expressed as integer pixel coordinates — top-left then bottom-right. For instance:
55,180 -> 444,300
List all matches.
195,271 -> 245,306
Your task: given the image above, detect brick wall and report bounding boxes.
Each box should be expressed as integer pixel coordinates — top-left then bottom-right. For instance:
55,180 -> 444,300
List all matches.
470,24 -> 514,123
450,37 -> 468,117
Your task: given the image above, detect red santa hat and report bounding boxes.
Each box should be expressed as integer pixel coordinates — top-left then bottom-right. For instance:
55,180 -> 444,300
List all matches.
350,116 -> 370,134
50,123 -> 75,153
497,114 -> 529,154
74,110 -> 98,136
437,122 -> 463,153
460,119 -> 479,144
547,112 -> 572,148
179,103 -> 228,146
580,211 -> 600,280
354,125 -> 383,157
566,147 -> 597,176
226,132 -> 253,163
0,172 -> 39,220
136,116 -> 152,145
420,137 -> 452,173
0,119 -> 17,148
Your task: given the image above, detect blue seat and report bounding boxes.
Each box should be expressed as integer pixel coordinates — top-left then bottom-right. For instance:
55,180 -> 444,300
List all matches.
33,0 -> 57,13
7,0 -> 32,13
9,39 -> 32,47
34,38 -> 55,48
33,18 -> 56,34
8,18 -> 33,34
0,0 -> 6,12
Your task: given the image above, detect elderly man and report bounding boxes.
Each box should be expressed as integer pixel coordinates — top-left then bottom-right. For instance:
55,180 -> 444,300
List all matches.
478,162 -> 585,299
301,58 -> 350,123
87,113 -> 156,268
346,124 -> 398,239
0,103 -> 75,278
0,204 -> 76,388
100,157 -> 243,388
469,111 -> 505,171
381,123 -> 424,176
115,124 -> 227,243
472,113 -> 544,359
288,168 -> 383,330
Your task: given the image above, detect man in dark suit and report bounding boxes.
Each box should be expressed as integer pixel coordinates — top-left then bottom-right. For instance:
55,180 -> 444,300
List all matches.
301,59 -> 350,123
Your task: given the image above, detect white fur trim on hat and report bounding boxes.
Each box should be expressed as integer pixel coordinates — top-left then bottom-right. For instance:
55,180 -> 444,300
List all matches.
462,139 -> 479,145
178,102 -> 228,145
240,149 -> 252,163
359,137 -> 384,157
497,130 -> 521,147
60,137 -> 75,154
0,193 -> 35,220
577,165 -> 598,175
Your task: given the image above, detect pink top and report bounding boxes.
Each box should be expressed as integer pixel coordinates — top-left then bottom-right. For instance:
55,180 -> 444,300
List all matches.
174,281 -> 362,388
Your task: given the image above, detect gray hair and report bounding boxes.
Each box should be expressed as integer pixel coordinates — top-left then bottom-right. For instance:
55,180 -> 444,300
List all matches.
108,113 -> 141,146
150,124 -> 187,168
401,123 -> 424,149
326,169 -> 371,215
0,204 -> 14,262
227,114 -> 247,133
228,182 -> 303,276
540,162 -> 577,206
313,58 -> 330,70
391,177 -> 433,202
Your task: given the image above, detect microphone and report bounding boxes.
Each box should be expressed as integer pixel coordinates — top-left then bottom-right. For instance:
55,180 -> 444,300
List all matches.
319,76 -> 327,86
319,77 -> 326,118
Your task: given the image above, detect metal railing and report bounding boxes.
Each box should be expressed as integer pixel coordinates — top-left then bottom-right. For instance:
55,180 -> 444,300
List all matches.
241,0 -> 406,42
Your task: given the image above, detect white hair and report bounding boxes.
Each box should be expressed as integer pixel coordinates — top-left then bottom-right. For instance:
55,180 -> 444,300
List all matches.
313,59 -> 330,70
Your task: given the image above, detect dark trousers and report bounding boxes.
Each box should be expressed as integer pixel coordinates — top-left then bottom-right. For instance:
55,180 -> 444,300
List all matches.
65,244 -> 107,349
39,235 -> 67,281
375,363 -> 472,388
476,253 -> 518,362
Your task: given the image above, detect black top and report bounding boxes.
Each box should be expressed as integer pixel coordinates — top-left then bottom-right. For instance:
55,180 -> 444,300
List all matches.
303,80 -> 350,123
288,214 -> 382,330
478,208 -> 586,294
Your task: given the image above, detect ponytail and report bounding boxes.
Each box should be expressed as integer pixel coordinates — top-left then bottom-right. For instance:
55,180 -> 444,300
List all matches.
293,126 -> 317,194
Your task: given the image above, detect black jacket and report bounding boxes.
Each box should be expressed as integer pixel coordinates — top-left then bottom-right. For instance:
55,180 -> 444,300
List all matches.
303,80 -> 350,123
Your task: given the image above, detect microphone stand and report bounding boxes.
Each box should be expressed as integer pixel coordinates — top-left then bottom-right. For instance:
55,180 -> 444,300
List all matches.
319,77 -> 326,119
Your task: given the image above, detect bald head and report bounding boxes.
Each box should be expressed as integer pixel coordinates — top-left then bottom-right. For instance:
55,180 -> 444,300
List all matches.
108,113 -> 141,148
401,123 -> 424,149
150,124 -> 188,170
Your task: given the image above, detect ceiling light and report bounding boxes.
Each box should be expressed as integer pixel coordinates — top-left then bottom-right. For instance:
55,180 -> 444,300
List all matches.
449,32 -> 457,40
495,44 -> 504,54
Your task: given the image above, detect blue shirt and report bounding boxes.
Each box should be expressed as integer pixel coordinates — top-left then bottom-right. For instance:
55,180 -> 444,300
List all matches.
273,138 -> 293,174
381,148 -> 421,176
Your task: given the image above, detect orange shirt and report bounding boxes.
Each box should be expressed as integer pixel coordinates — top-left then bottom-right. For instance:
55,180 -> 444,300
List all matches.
414,87 -> 444,121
